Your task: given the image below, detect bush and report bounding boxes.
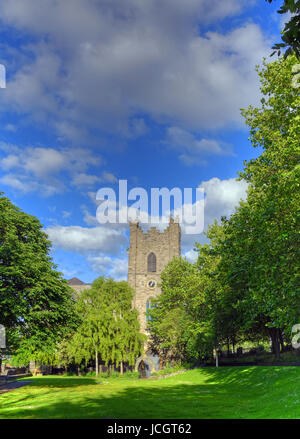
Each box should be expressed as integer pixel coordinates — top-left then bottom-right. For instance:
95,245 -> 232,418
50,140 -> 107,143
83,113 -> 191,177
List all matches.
123,370 -> 139,378
257,345 -> 265,354
151,361 -> 188,377
63,371 -> 77,376
97,372 -> 110,378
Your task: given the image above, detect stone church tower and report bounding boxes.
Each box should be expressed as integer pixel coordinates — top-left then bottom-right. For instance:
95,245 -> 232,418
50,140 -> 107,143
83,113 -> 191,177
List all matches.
128,217 -> 181,335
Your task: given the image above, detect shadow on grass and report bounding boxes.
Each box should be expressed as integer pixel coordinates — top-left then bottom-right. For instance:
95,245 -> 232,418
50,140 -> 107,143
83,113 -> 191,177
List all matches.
18,377 -> 98,388
1,367 -> 297,419
2,367 -> 292,419
1,383 -> 228,419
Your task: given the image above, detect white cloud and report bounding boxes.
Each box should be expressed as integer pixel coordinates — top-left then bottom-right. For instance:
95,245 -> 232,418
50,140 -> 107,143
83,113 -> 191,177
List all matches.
45,224 -> 127,255
0,173 -> 34,193
201,176 -> 248,226
0,173 -> 60,196
46,222 -> 129,279
0,143 -> 100,175
178,154 -> 207,166
62,211 -> 71,219
166,126 -> 233,164
0,143 -> 116,194
87,255 -> 128,280
278,11 -> 295,30
45,175 -> 248,277
4,124 -> 17,132
183,249 -> 198,263
178,176 -> 248,250
101,171 -> 118,184
0,1 -> 271,140
83,176 -> 248,242
71,173 -> 102,187
81,205 -> 99,226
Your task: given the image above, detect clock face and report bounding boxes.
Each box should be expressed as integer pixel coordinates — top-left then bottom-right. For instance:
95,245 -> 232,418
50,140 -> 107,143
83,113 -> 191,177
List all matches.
148,280 -> 156,288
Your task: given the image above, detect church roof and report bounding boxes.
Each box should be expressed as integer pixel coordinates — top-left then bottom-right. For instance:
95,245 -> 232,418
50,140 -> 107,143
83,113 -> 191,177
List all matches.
67,277 -> 86,286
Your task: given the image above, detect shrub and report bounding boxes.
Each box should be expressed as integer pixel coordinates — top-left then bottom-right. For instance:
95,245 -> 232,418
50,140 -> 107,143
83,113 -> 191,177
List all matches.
257,345 -> 265,354
151,361 -> 188,377
63,371 -> 77,376
123,370 -> 139,378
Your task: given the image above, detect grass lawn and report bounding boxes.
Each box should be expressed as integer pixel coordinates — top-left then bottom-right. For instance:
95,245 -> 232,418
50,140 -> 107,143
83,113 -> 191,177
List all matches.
1,366 -> 300,419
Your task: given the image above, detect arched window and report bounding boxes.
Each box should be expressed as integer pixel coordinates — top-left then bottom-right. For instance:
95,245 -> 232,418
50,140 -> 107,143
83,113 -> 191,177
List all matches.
146,298 -> 154,322
147,252 -> 156,272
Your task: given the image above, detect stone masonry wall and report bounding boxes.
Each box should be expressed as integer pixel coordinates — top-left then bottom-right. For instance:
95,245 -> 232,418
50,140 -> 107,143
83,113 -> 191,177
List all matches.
128,218 -> 181,335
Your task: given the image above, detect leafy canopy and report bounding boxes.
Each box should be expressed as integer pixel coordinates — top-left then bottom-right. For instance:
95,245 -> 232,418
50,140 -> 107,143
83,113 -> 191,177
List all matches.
0,192 -> 76,364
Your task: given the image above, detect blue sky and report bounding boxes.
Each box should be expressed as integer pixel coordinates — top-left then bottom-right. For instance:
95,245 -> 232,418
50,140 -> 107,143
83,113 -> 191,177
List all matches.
0,0 -> 284,282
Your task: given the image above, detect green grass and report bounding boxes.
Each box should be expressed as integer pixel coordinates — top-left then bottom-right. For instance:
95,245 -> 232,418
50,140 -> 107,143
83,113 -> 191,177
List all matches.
1,367 -> 300,419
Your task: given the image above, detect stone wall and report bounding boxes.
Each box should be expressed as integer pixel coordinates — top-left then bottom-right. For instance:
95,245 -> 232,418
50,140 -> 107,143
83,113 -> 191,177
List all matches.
70,284 -> 91,297
128,218 -> 181,334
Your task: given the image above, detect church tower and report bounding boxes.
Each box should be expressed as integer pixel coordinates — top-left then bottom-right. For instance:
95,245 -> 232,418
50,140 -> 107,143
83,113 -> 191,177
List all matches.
128,217 -> 181,335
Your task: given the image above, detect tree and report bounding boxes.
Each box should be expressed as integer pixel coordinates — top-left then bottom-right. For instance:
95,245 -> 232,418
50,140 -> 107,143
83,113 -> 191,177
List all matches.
0,193 -> 76,365
195,221 -> 245,357
148,257 -> 213,364
148,56 -> 299,363
266,0 -> 300,58
215,55 -> 300,358
64,277 -> 145,375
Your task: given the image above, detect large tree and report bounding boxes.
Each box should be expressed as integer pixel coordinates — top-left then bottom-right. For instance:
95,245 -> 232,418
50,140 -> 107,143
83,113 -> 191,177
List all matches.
216,55 -> 300,358
194,221 -> 246,357
64,277 -> 145,375
148,257 -> 214,364
0,193 -> 76,365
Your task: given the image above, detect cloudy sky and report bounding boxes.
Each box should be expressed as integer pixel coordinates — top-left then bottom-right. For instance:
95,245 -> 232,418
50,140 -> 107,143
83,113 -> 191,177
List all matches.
0,0 -> 282,281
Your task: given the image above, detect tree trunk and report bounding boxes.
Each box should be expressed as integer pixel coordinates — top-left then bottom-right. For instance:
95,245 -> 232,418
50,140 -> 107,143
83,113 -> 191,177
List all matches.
227,339 -> 230,357
279,330 -> 285,352
120,361 -> 123,375
215,349 -> 219,368
99,364 -> 102,374
95,349 -> 98,377
269,328 -> 281,359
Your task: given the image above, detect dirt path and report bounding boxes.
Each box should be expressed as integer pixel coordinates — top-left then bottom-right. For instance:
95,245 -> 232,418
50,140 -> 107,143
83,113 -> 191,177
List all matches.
0,381 -> 32,394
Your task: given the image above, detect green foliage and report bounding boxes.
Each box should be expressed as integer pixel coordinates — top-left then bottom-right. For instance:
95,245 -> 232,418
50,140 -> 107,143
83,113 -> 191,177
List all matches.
215,55 -> 300,356
148,257 -> 214,362
85,371 -> 96,377
151,361 -> 189,377
195,221 -> 245,352
123,370 -> 140,378
148,55 -> 299,363
62,277 -> 146,370
0,193 -> 77,364
266,0 -> 300,58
